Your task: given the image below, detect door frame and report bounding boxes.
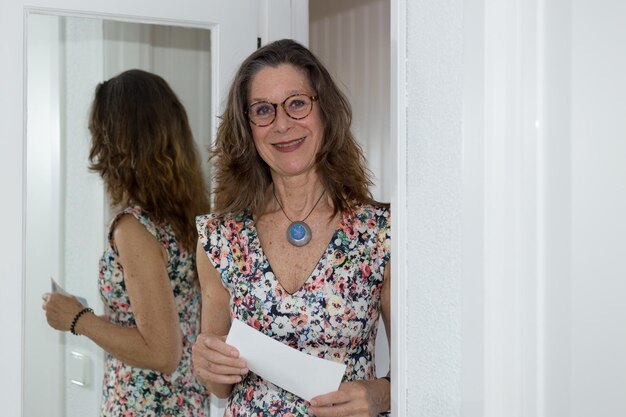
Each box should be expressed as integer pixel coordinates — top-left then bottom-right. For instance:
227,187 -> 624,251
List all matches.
390,0 -> 408,415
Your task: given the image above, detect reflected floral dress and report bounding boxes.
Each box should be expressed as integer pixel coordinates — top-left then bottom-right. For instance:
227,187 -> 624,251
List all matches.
99,206 -> 209,416
197,203 -> 391,417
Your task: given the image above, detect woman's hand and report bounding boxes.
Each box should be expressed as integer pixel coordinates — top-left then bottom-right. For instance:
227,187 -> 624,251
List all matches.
42,292 -> 85,332
308,379 -> 390,417
191,332 -> 249,395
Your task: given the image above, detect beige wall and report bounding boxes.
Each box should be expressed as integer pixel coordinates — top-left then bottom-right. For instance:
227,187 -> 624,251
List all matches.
309,0 -> 391,203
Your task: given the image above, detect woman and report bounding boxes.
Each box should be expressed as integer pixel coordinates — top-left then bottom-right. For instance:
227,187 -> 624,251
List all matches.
192,39 -> 391,416
42,69 -> 210,416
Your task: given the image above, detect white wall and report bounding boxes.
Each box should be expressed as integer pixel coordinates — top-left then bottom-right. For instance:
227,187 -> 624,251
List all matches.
402,0 -> 626,416
569,1 -> 626,415
404,0 -> 463,415
542,1 -> 573,415
0,1 -> 26,415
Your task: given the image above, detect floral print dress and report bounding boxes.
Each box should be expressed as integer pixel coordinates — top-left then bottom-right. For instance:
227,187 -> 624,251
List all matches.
197,203 -> 391,417
99,206 -> 209,416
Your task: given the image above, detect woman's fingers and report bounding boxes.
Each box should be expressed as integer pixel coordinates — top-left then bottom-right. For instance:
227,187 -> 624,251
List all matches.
195,334 -> 246,366
194,365 -> 246,385
193,344 -> 248,374
41,292 -> 50,309
191,333 -> 248,383
204,359 -> 248,376
309,382 -> 372,417
309,390 -> 351,417
41,293 -> 85,330
202,333 -> 240,357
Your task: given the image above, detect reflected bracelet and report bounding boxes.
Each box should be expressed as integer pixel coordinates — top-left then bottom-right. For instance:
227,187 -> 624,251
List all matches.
70,307 -> 93,336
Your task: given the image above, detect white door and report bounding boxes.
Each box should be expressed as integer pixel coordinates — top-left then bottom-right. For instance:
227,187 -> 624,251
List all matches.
0,1 -> 262,416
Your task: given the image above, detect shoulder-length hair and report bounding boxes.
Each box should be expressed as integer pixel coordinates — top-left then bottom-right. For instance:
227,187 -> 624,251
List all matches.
212,38 -> 378,216
88,69 -> 209,251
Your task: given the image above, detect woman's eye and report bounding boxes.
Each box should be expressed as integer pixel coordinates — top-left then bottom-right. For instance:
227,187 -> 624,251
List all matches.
254,103 -> 274,116
289,99 -> 306,109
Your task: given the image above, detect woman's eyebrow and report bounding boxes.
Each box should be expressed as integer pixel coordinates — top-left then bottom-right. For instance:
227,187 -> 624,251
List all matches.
248,90 -> 307,103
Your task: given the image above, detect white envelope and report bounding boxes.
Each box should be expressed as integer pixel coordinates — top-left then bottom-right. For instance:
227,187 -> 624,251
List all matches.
226,318 -> 346,401
50,277 -> 89,307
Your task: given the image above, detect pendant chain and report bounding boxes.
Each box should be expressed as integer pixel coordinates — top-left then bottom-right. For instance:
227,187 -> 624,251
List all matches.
272,184 -> 325,223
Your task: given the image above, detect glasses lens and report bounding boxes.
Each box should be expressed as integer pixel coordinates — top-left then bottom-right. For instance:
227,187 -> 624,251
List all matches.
284,95 -> 313,119
248,102 -> 275,126
247,95 -> 315,126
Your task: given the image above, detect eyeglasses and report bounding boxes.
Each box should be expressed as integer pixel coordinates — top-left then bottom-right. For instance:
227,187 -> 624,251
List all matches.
246,93 -> 318,127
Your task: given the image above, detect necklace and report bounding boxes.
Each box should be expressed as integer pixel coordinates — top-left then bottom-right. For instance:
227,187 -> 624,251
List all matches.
273,185 -> 326,247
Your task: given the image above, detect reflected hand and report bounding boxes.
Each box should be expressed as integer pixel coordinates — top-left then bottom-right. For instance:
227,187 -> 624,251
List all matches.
191,333 -> 249,388
41,292 -> 85,331
308,379 -> 390,417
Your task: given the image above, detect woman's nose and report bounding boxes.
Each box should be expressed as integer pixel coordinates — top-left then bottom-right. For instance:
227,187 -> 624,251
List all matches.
272,105 -> 293,132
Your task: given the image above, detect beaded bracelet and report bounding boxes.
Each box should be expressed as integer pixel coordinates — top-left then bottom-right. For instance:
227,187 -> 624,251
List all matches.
70,307 -> 93,336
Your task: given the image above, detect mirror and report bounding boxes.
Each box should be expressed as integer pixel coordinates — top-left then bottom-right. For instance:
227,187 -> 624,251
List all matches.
24,13 -> 212,416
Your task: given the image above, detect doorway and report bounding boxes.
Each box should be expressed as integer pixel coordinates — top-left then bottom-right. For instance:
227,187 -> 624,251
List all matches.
309,0 -> 392,378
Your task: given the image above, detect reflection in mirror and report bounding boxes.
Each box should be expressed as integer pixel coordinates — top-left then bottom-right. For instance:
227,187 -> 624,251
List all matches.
25,13 -> 211,417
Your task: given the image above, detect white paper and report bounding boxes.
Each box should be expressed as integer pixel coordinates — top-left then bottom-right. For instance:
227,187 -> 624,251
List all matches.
226,318 -> 346,401
51,277 -> 89,307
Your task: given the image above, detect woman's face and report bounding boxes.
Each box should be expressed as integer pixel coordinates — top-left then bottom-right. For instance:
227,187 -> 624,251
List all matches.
247,64 -> 323,179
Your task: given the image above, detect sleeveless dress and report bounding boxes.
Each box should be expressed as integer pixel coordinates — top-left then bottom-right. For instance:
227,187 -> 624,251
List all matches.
98,206 -> 209,416
196,203 -> 391,416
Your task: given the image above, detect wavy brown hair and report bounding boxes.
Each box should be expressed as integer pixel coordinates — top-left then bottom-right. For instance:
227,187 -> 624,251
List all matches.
88,69 -> 209,251
212,39 -> 380,215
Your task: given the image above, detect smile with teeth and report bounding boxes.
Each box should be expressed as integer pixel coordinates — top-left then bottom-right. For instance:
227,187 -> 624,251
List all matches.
274,137 -> 305,148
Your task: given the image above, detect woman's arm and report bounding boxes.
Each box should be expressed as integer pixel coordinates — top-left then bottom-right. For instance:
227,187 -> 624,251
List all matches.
43,214 -> 182,374
191,240 -> 249,398
309,262 -> 392,417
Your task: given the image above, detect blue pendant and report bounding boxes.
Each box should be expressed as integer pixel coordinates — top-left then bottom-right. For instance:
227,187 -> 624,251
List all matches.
286,221 -> 312,247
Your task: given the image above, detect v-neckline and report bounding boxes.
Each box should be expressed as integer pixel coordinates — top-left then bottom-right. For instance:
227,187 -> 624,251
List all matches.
247,210 -> 347,296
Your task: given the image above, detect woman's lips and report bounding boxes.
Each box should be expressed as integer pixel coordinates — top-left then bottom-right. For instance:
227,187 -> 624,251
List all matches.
273,137 -> 305,152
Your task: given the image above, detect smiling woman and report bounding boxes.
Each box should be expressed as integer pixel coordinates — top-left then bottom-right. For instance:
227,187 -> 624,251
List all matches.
192,39 -> 392,417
